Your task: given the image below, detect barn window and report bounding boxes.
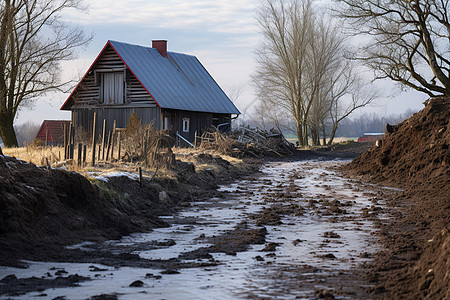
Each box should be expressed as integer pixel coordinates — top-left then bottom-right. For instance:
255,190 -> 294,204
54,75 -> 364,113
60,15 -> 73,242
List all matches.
101,72 -> 124,104
182,118 -> 190,133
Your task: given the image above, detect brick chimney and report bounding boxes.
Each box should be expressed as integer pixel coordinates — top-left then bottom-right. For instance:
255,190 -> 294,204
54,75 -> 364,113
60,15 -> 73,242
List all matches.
152,40 -> 168,58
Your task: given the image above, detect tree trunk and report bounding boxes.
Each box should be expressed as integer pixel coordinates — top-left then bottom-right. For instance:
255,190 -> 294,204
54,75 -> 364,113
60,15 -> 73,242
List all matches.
321,122 -> 326,145
0,113 -> 18,147
311,126 -> 320,146
296,121 -> 304,147
303,123 -> 309,146
327,123 -> 338,145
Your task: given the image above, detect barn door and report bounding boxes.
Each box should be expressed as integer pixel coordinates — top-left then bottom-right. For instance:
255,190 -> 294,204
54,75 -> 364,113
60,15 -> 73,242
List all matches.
102,72 -> 124,104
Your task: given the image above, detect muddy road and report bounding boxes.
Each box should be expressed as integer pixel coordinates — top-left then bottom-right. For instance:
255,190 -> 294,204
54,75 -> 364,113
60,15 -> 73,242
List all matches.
0,159 -> 395,299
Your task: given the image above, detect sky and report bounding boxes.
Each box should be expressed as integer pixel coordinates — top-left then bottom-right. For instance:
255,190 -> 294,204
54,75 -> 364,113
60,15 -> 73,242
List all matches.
15,0 -> 428,126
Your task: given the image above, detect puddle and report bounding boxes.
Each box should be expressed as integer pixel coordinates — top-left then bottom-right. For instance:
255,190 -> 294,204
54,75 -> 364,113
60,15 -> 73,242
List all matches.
0,159 -> 386,299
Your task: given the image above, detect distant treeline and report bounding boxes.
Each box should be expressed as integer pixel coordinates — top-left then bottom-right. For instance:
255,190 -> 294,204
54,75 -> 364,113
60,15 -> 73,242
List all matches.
235,109 -> 417,140
334,110 -> 416,137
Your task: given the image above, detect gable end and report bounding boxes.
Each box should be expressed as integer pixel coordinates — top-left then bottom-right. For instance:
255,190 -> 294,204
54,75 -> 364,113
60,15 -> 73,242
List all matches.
61,43 -> 156,110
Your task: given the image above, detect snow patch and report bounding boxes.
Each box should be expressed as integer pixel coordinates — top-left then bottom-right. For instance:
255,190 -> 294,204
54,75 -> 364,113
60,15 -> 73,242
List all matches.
93,171 -> 139,183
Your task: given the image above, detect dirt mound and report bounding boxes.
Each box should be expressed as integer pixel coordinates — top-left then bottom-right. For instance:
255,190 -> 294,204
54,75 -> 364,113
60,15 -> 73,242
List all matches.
0,155 -> 170,267
345,96 -> 449,299
349,96 -> 449,187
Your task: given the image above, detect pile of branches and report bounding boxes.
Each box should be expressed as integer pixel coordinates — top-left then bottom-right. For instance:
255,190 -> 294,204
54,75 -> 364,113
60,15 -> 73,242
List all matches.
199,127 -> 295,157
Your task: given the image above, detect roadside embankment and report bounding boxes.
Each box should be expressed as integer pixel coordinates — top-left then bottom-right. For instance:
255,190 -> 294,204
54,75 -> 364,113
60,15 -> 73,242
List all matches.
344,96 -> 449,299
0,151 -> 261,267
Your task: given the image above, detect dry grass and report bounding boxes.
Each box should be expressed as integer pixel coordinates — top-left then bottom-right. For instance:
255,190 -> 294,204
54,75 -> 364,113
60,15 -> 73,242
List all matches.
3,146 -> 65,166
2,144 -> 178,181
2,143 -> 242,184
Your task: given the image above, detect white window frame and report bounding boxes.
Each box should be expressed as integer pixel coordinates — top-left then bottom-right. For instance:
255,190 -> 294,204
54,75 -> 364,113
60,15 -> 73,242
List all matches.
182,118 -> 190,133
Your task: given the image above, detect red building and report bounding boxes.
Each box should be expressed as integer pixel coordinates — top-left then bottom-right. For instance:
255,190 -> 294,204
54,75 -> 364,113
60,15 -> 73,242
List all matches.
357,133 -> 384,142
35,120 -> 70,146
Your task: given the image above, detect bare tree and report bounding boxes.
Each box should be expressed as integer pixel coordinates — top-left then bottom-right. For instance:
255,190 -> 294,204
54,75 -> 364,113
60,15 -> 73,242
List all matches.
306,17 -> 351,146
0,0 -> 91,147
253,97 -> 293,133
327,77 -> 377,144
253,0 -> 315,146
334,0 -> 450,98
253,0 -> 373,146
226,84 -> 245,104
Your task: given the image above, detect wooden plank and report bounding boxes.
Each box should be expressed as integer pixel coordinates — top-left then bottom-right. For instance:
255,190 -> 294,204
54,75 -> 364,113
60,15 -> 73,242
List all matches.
77,143 -> 82,166
117,132 -> 122,160
63,124 -> 67,160
70,124 -> 74,159
91,112 -> 97,167
105,131 -> 112,161
110,120 -> 117,161
138,167 -> 142,188
102,119 -> 106,160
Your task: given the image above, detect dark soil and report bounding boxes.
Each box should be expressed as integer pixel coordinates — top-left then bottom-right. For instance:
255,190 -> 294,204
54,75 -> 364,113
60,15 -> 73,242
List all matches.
0,153 -> 260,268
344,96 -> 450,300
179,221 -> 267,259
0,273 -> 90,297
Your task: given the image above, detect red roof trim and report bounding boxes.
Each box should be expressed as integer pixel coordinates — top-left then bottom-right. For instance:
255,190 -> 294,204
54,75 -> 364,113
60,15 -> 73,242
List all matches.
107,41 -> 162,109
60,41 -> 111,110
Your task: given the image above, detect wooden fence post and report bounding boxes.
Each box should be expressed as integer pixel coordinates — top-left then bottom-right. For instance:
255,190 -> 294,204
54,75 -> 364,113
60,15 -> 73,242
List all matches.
194,131 -> 198,148
77,143 -> 82,166
102,119 -> 106,160
117,131 -> 121,160
70,124 -> 75,160
110,120 -> 117,161
83,144 -> 87,164
106,131 -> 112,161
139,167 -> 142,187
91,112 -> 97,167
63,124 -> 67,160
67,124 -> 72,160
46,158 -> 51,174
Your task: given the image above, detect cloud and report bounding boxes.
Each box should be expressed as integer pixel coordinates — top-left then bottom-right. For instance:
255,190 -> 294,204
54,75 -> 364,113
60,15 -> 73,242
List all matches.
65,0 -> 258,35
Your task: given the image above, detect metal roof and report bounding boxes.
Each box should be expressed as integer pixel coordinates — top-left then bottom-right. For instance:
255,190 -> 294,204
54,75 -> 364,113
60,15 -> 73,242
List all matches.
107,40 -> 239,114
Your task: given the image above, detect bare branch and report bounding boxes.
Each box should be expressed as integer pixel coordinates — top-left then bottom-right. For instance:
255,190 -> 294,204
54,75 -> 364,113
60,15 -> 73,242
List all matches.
334,0 -> 450,97
0,0 -> 92,146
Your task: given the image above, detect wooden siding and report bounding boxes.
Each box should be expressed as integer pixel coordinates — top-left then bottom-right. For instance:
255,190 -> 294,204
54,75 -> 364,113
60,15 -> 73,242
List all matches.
71,45 -> 155,107
126,69 -> 154,103
72,106 -> 161,141
163,109 -> 231,142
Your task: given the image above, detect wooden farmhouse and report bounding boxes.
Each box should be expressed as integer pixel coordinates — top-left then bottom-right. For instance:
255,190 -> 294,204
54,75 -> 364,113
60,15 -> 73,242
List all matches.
60,40 -> 240,142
